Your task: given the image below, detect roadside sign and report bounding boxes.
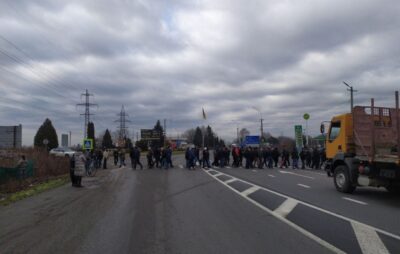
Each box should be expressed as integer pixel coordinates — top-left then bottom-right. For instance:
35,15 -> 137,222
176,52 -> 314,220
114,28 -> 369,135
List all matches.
303,113 -> 310,120
141,129 -> 162,140
245,135 -> 260,145
83,138 -> 93,150
294,125 -> 303,150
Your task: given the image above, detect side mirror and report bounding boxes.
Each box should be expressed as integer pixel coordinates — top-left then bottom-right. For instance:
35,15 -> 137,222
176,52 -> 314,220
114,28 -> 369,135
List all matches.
320,123 -> 325,134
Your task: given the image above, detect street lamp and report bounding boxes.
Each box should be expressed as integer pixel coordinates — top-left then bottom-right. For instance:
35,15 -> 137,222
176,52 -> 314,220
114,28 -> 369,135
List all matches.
343,81 -> 357,113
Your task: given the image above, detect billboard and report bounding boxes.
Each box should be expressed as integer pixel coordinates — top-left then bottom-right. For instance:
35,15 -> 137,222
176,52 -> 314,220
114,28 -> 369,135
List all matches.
141,129 -> 162,140
0,125 -> 22,149
294,125 -> 303,150
245,135 -> 260,145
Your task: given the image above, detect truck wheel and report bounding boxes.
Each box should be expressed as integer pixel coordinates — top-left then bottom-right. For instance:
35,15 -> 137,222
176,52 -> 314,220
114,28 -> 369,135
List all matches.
334,165 -> 356,193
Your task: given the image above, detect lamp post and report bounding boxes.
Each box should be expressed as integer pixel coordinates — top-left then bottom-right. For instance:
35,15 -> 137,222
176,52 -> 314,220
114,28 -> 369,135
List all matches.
343,81 -> 357,113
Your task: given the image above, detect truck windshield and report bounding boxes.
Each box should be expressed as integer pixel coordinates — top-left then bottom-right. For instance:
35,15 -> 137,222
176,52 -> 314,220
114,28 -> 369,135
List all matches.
329,122 -> 341,141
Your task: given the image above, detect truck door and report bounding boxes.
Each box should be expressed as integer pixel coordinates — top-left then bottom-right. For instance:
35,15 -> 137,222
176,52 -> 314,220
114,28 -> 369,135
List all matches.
326,121 -> 342,159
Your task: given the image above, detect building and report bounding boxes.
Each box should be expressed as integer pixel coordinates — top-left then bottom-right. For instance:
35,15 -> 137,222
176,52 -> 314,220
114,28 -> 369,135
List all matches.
0,125 -> 22,149
61,134 -> 69,147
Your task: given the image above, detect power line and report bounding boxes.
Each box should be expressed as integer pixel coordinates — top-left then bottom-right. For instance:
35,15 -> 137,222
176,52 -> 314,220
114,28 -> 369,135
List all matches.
115,105 -> 131,141
76,89 -> 98,139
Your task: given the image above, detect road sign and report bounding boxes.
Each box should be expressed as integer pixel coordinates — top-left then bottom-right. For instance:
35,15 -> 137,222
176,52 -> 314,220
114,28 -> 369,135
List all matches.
83,138 -> 93,150
245,135 -> 260,145
294,125 -> 303,149
141,129 -> 162,140
303,113 -> 310,120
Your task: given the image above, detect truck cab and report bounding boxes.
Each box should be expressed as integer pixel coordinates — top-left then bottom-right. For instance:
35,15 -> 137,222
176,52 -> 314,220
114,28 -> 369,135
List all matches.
323,91 -> 400,194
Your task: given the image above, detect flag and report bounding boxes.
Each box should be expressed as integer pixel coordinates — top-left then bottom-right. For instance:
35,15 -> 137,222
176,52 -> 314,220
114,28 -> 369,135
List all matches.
202,108 -> 207,120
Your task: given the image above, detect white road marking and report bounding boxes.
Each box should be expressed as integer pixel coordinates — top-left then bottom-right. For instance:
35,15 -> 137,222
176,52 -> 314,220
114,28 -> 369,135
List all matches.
279,170 -> 314,179
226,166 -> 232,169
343,197 -> 368,205
213,173 -> 223,177
252,170 -> 257,172
274,198 -> 298,218
203,168 -> 345,254
297,184 -> 311,189
203,168 -> 400,248
179,165 -> 183,169
352,222 -> 389,254
225,178 -> 237,184
242,186 -> 260,196
268,174 -> 276,178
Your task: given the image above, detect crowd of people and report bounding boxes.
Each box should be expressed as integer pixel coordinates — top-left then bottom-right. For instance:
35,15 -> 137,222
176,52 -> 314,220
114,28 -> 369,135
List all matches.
184,145 -> 326,170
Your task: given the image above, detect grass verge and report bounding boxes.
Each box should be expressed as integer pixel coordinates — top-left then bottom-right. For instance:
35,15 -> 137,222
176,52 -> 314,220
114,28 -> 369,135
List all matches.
0,175 -> 70,206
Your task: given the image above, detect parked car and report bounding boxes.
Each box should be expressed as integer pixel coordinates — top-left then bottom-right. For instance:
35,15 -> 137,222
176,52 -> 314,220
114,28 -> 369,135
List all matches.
49,147 -> 76,157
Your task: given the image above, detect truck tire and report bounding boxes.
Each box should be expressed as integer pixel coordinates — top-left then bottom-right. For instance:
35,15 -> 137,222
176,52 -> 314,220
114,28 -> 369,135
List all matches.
334,165 -> 356,193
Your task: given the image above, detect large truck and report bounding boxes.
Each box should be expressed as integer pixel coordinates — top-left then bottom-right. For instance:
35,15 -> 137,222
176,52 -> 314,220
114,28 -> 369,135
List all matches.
322,91 -> 400,193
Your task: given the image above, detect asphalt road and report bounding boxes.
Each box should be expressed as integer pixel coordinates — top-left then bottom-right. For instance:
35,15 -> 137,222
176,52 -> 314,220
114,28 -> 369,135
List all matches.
0,154 -> 399,254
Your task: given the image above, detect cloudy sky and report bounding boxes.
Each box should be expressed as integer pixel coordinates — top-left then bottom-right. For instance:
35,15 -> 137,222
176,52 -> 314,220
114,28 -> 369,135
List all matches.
1,0 -> 400,146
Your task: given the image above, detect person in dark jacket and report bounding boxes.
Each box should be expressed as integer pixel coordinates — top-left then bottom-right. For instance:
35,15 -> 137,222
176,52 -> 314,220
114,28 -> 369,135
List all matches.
291,147 -> 299,169
306,148 -> 312,168
154,147 -> 161,168
299,149 -> 306,169
202,147 -> 211,168
311,148 -> 321,169
113,150 -> 118,166
147,149 -> 154,169
272,147 -> 280,167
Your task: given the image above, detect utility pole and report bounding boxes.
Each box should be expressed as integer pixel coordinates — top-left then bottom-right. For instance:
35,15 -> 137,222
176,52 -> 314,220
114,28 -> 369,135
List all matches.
115,105 -> 131,146
260,118 -> 264,141
343,82 -> 357,112
77,89 -> 98,139
69,131 -> 72,147
163,119 -> 167,147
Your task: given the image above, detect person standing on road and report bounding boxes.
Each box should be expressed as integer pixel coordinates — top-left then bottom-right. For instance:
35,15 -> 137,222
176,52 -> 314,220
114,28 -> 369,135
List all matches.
202,147 -> 211,168
299,149 -> 306,169
103,149 -> 109,169
280,148 -> 290,169
272,147 -> 280,167
134,147 -> 143,170
113,149 -> 118,166
291,147 -> 299,169
73,153 -> 85,187
154,147 -> 161,168
306,148 -> 312,168
166,146 -> 173,169
119,149 -> 126,168
147,148 -> 154,169
311,147 -> 320,169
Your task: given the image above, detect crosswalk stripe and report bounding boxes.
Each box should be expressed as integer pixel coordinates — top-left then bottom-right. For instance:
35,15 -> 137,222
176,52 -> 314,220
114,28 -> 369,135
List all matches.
274,198 -> 298,218
352,222 -> 389,254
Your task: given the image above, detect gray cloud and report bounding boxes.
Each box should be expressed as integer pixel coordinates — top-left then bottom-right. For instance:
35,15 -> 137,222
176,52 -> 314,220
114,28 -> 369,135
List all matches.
1,0 -> 400,145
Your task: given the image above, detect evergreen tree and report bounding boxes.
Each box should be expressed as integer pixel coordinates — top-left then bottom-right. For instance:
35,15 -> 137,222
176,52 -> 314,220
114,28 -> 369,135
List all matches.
34,118 -> 59,150
87,122 -> 96,148
193,127 -> 203,147
101,129 -> 113,148
205,125 -> 214,147
153,120 -> 165,147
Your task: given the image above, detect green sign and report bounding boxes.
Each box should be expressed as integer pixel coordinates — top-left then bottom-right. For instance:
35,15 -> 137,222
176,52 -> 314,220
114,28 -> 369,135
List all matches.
83,139 -> 93,150
303,113 -> 310,120
294,125 -> 303,149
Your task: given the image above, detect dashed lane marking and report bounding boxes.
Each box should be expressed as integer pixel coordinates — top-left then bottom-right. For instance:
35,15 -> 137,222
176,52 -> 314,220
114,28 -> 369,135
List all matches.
204,169 -> 344,254
297,184 -> 311,189
268,174 -> 276,178
279,170 -> 315,179
343,197 -> 368,206
274,198 -> 298,218
204,168 -> 400,254
225,178 -> 237,184
242,186 -> 260,196
352,222 -> 389,254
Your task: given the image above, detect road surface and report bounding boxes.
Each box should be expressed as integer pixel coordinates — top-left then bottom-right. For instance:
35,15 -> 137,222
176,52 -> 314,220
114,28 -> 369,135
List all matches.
1,154 -> 399,254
